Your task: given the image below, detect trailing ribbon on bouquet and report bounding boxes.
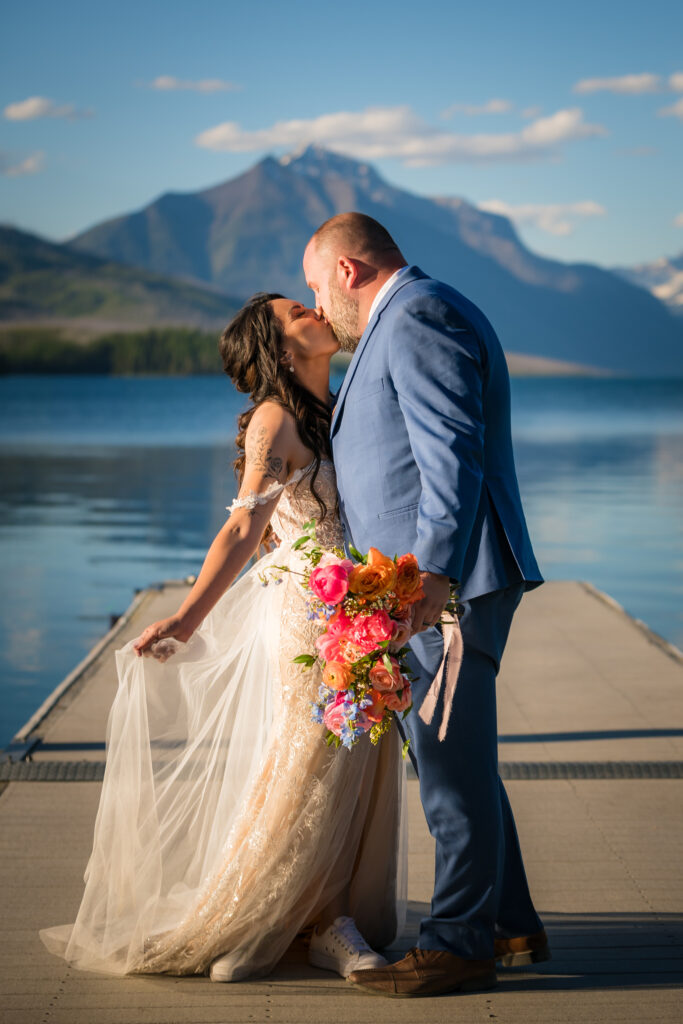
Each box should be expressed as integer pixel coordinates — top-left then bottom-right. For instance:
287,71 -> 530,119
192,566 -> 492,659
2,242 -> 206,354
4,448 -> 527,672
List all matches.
417,611 -> 464,742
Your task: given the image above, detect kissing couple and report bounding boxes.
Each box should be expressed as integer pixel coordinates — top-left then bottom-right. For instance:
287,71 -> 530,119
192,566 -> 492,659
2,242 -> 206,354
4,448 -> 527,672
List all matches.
41,212 -> 549,998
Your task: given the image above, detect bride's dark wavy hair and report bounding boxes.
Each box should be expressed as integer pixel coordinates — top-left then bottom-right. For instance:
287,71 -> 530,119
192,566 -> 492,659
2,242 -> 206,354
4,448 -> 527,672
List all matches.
219,293 -> 333,542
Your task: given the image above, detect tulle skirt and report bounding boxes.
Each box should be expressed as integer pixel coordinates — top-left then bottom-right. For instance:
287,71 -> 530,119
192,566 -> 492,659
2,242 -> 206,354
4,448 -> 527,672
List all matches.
40,543 -> 405,979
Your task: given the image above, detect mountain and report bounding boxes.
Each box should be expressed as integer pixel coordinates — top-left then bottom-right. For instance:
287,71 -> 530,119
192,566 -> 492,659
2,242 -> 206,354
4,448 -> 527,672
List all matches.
70,147 -> 683,375
0,225 -> 239,335
612,254 -> 683,318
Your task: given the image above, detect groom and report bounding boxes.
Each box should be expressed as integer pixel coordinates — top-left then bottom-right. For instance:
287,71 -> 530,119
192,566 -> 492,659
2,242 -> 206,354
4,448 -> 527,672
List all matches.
303,213 -> 548,998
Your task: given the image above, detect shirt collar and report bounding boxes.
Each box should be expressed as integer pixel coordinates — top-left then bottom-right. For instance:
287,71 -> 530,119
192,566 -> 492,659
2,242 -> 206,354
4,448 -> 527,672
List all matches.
367,265 -> 412,324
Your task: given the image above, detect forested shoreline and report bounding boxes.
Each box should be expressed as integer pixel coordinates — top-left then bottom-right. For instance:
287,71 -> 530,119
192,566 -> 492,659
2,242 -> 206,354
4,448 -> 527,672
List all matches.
0,327 -> 226,375
0,327 -> 356,376
0,323 -> 613,379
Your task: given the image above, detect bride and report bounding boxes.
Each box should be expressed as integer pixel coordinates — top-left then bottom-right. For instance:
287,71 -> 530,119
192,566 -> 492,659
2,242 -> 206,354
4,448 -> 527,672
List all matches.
40,294 -> 404,982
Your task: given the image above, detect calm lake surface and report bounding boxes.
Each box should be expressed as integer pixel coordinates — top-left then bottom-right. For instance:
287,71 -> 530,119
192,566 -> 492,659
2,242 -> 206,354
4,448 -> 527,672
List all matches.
1,374 -> 682,748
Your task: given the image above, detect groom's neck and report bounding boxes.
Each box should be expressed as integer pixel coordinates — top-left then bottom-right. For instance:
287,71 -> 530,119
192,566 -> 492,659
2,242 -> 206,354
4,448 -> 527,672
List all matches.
356,258 -> 407,333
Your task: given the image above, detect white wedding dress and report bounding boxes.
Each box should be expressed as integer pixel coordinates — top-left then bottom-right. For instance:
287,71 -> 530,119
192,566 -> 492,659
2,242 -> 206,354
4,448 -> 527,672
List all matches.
40,459 -> 405,979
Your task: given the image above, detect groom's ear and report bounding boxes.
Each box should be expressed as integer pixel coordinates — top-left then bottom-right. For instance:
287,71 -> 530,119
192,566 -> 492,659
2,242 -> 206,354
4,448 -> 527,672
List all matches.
337,256 -> 360,291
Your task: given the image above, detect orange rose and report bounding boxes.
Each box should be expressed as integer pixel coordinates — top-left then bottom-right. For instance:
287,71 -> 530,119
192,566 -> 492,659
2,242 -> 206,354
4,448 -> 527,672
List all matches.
384,682 -> 412,713
322,661 -> 353,691
364,688 -> 387,723
394,553 -> 424,606
368,656 -> 403,693
348,547 -> 398,600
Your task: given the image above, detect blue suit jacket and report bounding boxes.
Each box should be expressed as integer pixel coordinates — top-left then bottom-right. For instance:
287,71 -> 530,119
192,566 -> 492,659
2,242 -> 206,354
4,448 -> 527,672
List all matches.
331,266 -> 543,602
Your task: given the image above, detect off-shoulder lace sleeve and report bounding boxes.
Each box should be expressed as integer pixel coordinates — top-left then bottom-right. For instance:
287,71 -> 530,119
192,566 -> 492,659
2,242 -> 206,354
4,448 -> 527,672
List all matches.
226,461 -> 315,517
226,478 -> 286,516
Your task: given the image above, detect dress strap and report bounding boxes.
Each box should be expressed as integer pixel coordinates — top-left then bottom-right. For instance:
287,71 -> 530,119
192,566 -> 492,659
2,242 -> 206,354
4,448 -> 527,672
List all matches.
283,459 -> 316,488
226,479 -> 286,515
226,460 -> 316,516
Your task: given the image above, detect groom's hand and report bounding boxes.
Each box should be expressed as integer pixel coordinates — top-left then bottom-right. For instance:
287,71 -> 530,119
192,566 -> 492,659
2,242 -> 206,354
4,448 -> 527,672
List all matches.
411,572 -> 451,633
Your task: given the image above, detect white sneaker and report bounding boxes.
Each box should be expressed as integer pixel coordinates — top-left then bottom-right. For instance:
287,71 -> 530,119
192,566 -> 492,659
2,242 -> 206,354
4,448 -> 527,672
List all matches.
209,950 -> 251,982
308,915 -> 388,978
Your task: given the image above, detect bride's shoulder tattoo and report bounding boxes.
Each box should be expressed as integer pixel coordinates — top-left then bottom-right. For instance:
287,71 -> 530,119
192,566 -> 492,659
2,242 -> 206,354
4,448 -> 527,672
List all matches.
246,424 -> 285,482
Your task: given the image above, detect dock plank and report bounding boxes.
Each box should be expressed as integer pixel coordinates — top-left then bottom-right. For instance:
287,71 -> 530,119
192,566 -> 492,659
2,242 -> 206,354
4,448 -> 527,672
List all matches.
1,581 -> 682,1023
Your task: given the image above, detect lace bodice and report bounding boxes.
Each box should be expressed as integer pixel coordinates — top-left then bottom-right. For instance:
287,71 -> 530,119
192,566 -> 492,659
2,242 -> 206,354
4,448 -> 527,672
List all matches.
272,459 -> 343,549
228,458 -> 343,551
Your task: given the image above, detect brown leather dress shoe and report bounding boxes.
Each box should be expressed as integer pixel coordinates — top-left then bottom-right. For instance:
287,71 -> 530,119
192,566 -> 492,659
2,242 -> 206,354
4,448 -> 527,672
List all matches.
494,928 -> 551,967
347,947 -> 496,998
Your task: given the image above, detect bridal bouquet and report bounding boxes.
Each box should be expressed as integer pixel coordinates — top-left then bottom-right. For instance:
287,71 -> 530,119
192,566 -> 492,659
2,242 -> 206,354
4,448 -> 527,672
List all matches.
266,520 -> 426,750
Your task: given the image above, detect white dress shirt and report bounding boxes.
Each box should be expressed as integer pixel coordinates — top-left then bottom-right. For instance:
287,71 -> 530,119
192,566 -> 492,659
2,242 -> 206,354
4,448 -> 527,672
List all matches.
367,265 -> 412,324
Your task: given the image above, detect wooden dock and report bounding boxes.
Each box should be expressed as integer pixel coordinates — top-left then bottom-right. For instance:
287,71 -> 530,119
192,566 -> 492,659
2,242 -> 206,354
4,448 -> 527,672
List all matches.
1,581 -> 682,1023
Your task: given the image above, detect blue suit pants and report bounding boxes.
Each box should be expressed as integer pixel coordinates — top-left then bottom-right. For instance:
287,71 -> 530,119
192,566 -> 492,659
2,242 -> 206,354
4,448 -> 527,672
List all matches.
402,583 -> 542,958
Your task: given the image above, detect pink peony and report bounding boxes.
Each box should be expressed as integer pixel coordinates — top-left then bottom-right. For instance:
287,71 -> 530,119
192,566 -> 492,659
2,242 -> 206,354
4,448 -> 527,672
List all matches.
316,632 -> 346,663
339,639 -> 367,663
327,607 -> 353,638
348,609 -> 394,654
383,683 -> 413,713
319,552 -> 355,573
368,655 -> 403,693
308,564 -> 350,605
322,693 -> 346,736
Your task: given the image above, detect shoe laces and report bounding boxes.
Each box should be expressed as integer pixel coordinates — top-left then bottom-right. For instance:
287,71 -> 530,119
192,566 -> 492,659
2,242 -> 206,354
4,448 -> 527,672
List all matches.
406,946 -> 429,964
334,916 -> 372,954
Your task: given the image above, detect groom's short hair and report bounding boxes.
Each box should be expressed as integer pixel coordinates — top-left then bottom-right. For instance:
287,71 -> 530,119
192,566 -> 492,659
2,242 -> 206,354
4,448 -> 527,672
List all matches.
312,213 -> 402,263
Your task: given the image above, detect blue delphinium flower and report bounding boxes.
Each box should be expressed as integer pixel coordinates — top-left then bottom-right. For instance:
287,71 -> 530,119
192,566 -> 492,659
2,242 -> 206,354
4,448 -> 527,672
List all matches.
310,702 -> 325,724
340,724 -> 356,749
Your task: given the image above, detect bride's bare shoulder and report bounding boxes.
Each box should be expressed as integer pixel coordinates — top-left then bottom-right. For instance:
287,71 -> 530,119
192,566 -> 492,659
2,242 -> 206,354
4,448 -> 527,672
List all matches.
246,401 -> 309,470
247,400 -> 297,442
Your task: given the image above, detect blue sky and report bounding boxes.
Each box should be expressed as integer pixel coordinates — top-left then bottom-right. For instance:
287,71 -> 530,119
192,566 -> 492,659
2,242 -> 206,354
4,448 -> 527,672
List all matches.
1,0 -> 682,267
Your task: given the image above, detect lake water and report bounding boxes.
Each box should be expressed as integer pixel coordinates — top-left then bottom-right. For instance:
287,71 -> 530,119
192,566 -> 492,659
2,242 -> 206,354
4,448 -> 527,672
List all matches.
1,374 -> 682,749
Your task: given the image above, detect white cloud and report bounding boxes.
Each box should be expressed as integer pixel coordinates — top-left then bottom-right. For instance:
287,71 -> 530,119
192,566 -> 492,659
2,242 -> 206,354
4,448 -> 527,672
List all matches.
573,73 -> 661,95
441,98 -> 513,118
658,96 -> 683,120
0,150 -> 45,177
195,105 -> 605,166
669,72 -> 683,92
478,198 -> 606,236
3,96 -> 92,121
149,76 -> 240,93
674,212 -> 683,228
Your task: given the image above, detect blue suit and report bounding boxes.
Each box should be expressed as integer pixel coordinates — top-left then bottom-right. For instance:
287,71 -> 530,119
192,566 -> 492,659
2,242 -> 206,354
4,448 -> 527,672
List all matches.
331,266 -> 544,957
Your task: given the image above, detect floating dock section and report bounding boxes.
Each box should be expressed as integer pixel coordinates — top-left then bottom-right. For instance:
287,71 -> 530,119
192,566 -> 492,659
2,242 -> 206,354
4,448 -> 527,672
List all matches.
1,581 -> 682,1023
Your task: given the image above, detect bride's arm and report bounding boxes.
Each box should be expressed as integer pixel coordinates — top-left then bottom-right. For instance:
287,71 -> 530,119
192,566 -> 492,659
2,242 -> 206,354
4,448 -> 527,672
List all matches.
133,404 -> 302,656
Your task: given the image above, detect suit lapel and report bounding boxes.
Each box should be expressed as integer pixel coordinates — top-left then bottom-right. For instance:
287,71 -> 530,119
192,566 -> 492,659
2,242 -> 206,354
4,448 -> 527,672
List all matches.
330,265 -> 427,437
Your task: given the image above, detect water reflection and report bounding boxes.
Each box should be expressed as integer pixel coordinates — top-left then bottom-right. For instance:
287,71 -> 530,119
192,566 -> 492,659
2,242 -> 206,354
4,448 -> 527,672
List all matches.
0,376 -> 681,747
514,430 -> 683,652
0,445 -> 236,741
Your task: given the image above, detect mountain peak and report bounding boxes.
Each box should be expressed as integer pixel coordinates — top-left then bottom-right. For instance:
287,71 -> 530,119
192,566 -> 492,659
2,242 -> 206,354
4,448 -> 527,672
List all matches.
67,149 -> 683,375
279,144 -> 383,187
